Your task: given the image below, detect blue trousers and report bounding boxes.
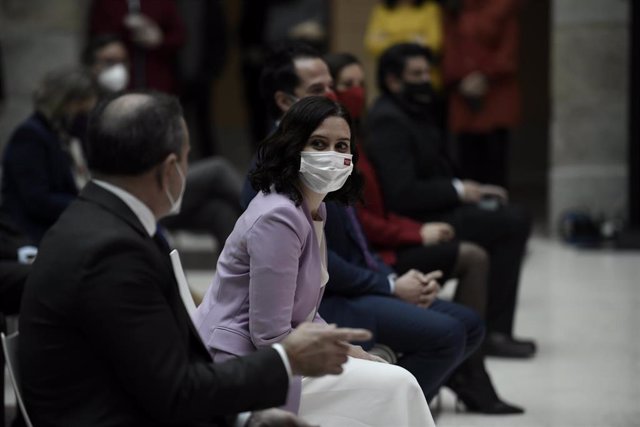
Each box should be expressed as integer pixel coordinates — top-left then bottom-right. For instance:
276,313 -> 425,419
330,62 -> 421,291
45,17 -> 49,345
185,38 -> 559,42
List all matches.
319,296 -> 484,400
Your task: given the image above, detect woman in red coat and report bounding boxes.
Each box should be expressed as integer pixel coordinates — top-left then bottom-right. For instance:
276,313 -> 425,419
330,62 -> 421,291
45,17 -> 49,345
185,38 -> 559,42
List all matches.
443,0 -> 522,188
326,52 -> 524,414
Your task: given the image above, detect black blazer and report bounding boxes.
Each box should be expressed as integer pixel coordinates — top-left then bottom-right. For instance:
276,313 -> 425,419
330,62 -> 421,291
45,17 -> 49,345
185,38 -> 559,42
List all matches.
365,94 -> 462,219
1,113 -> 78,243
18,182 -> 288,427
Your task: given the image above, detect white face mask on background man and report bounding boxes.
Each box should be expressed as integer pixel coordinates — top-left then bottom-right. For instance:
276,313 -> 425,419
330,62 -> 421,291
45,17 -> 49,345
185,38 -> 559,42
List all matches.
97,64 -> 129,93
165,163 -> 186,216
299,151 -> 353,194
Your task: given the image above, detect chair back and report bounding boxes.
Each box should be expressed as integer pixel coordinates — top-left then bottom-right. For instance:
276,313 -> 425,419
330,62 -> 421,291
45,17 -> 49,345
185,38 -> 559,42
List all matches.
1,332 -> 34,427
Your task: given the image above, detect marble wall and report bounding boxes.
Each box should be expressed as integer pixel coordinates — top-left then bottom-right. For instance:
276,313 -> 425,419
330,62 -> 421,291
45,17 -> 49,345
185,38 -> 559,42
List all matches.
549,0 -> 630,227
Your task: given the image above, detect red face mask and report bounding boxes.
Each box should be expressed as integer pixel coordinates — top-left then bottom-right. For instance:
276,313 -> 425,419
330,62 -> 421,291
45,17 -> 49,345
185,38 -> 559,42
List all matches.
336,86 -> 366,120
324,89 -> 339,102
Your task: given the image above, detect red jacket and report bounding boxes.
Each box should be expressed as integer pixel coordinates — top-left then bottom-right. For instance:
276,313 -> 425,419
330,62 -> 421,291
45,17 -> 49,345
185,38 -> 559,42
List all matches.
356,150 -> 422,266
89,0 -> 186,94
443,0 -> 522,133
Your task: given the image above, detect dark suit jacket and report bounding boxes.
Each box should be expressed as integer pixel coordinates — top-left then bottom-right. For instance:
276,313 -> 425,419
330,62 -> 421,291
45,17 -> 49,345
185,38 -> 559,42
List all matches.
318,202 -> 397,349
19,182 -> 288,427
366,94 -> 462,219
1,113 -> 78,243
355,149 -> 423,266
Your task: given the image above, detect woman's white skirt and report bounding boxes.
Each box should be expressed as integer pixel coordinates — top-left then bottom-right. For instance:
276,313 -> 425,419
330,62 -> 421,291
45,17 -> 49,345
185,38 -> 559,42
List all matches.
299,357 -> 436,426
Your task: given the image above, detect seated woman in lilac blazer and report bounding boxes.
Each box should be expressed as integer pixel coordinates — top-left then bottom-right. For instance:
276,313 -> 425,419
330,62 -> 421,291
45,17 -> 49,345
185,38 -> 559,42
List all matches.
195,97 -> 435,426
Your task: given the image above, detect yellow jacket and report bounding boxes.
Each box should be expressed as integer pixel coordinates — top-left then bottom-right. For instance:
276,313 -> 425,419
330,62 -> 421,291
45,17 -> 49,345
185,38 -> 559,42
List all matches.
364,1 -> 443,89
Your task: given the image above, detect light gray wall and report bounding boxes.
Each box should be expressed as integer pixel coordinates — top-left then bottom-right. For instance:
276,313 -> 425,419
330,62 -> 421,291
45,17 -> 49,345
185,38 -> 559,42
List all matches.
549,0 -> 630,228
0,0 -> 90,150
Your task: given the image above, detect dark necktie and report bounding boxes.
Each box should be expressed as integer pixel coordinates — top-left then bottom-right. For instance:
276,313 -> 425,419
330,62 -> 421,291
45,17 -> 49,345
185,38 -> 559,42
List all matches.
153,226 -> 171,254
344,206 -> 379,271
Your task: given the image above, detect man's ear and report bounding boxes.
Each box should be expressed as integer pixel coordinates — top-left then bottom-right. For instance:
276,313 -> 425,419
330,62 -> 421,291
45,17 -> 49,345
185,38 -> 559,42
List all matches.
274,90 -> 295,114
157,153 -> 178,189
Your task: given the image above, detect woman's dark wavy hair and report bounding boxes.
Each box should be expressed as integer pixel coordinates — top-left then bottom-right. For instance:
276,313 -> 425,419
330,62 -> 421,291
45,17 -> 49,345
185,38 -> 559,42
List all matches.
250,96 -> 363,206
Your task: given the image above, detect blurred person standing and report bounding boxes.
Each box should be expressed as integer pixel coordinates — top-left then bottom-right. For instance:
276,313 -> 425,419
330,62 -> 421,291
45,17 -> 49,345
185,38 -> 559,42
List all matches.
1,67 -> 97,244
365,0 -> 445,90
443,0 -> 522,188
176,0 -> 227,159
88,0 -> 186,94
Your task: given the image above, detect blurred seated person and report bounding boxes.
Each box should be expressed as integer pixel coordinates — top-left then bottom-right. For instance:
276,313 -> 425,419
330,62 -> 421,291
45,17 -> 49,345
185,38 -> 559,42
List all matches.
195,96 -> 435,426
1,67 -> 96,244
82,37 -> 243,253
324,52 -> 523,414
327,51 -> 487,330
366,43 -> 535,358
0,211 -> 36,316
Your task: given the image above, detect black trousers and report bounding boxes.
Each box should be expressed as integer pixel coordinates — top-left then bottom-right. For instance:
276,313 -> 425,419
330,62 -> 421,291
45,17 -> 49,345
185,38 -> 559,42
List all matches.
435,204 -> 532,336
458,129 -> 510,188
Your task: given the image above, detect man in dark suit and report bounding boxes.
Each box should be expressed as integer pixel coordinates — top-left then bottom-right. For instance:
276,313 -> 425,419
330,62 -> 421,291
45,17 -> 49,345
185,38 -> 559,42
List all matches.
366,43 -> 535,358
18,92 -> 370,427
318,202 -> 485,402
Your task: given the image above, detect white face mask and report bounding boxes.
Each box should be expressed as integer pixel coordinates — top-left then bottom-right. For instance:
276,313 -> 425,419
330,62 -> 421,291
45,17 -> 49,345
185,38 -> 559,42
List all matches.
299,151 -> 353,194
165,163 -> 186,216
97,63 -> 129,93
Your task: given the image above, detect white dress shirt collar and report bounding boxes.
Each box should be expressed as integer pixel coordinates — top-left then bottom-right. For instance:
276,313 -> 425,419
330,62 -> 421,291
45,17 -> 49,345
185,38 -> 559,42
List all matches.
92,179 -> 157,237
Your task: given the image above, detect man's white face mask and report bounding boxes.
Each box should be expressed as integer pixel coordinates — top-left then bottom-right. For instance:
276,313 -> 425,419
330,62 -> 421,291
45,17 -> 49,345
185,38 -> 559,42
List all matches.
97,63 -> 129,93
165,163 -> 186,216
299,151 -> 353,194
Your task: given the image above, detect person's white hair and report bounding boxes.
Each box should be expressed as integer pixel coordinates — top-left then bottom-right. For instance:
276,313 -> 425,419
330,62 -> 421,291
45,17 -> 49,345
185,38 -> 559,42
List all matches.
32,66 -> 95,134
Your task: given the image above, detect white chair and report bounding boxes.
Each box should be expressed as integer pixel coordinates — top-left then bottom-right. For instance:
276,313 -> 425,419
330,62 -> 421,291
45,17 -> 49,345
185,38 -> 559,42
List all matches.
1,332 -> 34,427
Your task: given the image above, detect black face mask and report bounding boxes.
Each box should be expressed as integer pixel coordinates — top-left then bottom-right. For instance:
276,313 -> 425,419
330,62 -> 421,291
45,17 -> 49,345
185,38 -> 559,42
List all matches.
403,81 -> 435,106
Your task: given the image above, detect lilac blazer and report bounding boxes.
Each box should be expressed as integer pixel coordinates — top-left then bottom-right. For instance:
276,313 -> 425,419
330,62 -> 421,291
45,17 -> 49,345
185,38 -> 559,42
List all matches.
194,191 -> 327,413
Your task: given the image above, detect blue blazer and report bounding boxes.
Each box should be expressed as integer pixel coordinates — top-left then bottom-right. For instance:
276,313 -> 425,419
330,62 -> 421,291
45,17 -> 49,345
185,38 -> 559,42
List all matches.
1,113 -> 78,243
318,202 -> 397,349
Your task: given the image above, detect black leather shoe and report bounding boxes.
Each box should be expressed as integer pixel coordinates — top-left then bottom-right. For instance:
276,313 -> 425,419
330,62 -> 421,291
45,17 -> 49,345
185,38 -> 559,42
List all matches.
484,332 -> 536,358
455,395 -> 525,415
447,371 -> 525,415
